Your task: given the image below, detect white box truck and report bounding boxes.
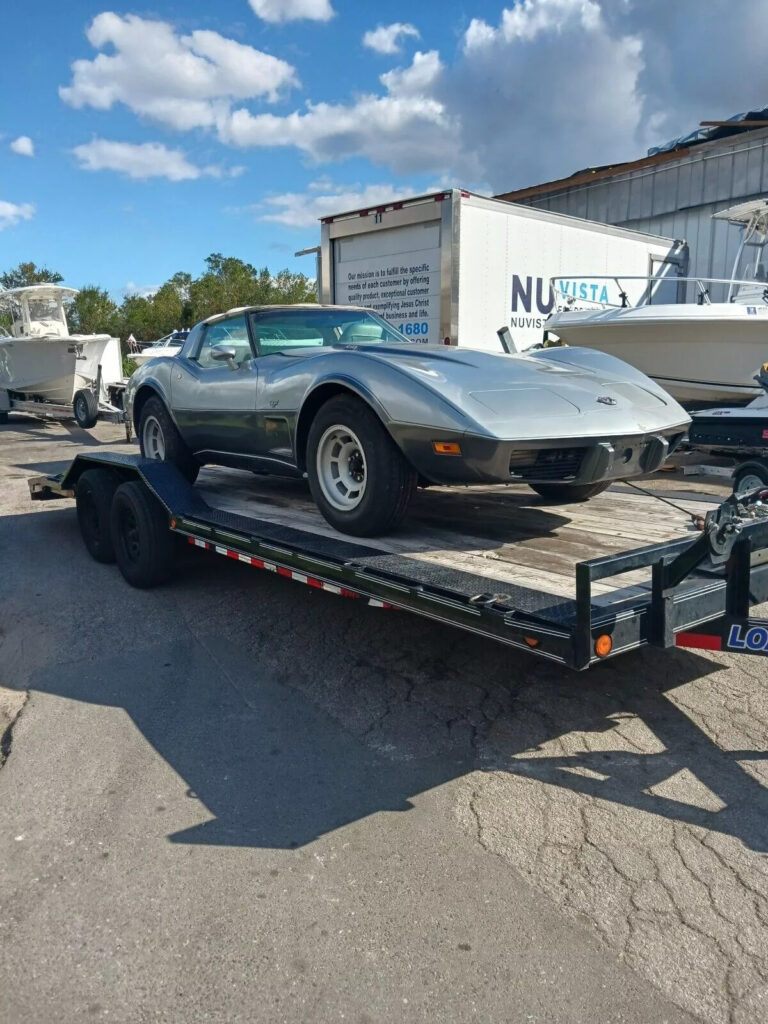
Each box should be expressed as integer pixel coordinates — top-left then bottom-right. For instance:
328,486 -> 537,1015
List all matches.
317,189 -> 687,351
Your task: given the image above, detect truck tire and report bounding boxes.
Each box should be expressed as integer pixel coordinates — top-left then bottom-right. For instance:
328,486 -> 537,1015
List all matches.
0,412 -> 8,425
138,395 -> 199,484
73,388 -> 99,429
110,480 -> 176,588
733,462 -> 768,494
529,480 -> 612,503
75,468 -> 120,563
306,395 -> 417,536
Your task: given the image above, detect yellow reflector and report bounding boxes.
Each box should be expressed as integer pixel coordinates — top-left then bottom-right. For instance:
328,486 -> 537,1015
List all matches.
523,636 -> 540,648
595,634 -> 613,658
433,441 -> 462,455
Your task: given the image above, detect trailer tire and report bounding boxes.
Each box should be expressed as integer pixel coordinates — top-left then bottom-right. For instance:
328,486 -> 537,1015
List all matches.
73,389 -> 99,429
0,412 -> 8,425
75,469 -> 120,563
529,480 -> 612,503
138,396 -> 199,484
733,462 -> 768,494
110,480 -> 175,588
307,395 -> 417,536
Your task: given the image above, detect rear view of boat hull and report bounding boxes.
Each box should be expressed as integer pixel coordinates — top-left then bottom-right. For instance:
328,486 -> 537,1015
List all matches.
0,335 -> 111,403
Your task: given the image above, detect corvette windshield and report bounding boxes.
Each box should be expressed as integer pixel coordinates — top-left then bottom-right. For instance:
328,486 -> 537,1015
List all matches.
249,309 -> 409,356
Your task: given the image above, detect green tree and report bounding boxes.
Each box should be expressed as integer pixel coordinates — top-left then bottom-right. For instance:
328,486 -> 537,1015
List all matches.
68,286 -> 122,336
188,254 -> 315,322
1,261 -> 64,289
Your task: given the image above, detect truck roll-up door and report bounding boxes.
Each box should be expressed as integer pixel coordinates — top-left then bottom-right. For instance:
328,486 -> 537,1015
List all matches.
332,223 -> 443,345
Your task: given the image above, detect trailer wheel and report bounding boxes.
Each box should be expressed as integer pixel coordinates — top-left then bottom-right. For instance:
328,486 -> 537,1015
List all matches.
0,412 -> 8,425
75,469 -> 120,563
733,462 -> 768,494
529,480 -> 611,503
110,480 -> 175,588
138,396 -> 199,484
73,388 -> 99,429
306,395 -> 417,536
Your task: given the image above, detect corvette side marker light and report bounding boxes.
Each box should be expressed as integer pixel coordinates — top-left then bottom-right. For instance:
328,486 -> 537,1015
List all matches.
433,441 -> 462,455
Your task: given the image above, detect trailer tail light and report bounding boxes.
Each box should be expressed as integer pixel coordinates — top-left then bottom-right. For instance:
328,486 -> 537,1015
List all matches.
433,441 -> 462,455
594,634 -> 613,658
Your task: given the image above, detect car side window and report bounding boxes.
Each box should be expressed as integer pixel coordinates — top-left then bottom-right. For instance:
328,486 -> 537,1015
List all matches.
196,315 -> 252,368
249,313 -> 326,356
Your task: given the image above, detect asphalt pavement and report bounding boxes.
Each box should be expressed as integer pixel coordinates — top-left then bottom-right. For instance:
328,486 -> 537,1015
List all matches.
1,414 -> 767,1024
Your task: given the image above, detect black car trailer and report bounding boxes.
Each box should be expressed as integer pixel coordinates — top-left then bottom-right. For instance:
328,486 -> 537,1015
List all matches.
29,451 -> 768,671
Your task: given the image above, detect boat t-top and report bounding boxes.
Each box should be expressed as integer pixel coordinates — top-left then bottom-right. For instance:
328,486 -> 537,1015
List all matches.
0,284 -> 114,405
546,199 -> 768,407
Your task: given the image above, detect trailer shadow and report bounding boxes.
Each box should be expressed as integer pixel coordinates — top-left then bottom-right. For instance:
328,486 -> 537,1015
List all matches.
8,516 -> 765,855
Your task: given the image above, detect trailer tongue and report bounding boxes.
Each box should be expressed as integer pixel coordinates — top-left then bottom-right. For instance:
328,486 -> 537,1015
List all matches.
29,452 -> 768,670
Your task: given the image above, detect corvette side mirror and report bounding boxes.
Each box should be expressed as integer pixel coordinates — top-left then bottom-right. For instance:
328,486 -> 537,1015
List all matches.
210,344 -> 238,369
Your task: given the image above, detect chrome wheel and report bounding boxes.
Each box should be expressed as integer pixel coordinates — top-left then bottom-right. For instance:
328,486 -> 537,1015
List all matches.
142,414 -> 166,460
316,424 -> 367,511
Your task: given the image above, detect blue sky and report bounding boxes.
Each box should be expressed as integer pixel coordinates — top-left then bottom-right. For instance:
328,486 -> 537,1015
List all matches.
2,0 -> 765,297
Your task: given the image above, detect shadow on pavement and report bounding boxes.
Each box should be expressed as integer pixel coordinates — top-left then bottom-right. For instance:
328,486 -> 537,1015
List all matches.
6,506 -> 768,853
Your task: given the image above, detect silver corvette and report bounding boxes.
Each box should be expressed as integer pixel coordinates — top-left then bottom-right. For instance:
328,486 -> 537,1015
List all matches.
125,304 -> 690,536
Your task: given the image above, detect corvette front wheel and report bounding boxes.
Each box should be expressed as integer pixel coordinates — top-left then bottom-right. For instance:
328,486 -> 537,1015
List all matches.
307,395 -> 416,536
138,396 -> 199,484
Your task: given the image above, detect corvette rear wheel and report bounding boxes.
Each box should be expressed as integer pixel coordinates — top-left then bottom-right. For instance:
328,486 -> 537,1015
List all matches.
307,395 -> 416,536
138,396 -> 199,484
529,480 -> 611,503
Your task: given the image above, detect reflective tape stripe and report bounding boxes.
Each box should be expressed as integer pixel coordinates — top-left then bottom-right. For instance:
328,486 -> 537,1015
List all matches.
186,536 -> 367,601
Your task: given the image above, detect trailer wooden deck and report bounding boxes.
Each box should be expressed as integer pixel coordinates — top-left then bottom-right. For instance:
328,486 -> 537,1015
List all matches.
195,467 -> 724,606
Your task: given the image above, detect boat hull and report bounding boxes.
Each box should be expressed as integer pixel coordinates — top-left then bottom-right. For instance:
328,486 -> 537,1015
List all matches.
547,309 -> 768,406
0,335 -> 112,404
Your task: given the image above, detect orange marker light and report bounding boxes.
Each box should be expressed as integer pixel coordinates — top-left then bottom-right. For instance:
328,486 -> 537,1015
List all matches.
433,441 -> 462,455
594,634 -> 613,658
523,636 -> 540,647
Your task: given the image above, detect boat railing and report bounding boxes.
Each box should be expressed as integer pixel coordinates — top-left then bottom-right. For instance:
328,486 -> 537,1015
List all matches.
550,274 -> 768,310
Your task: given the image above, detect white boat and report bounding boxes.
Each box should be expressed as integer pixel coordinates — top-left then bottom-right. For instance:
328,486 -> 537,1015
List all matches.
132,330 -> 189,367
546,199 -> 768,407
0,285 -> 114,404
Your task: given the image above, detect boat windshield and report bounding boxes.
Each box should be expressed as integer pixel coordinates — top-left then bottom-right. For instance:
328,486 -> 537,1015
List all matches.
3,291 -> 70,338
249,308 -> 410,355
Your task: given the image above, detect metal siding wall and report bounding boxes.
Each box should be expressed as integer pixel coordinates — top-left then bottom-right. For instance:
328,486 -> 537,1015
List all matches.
520,132 -> 768,300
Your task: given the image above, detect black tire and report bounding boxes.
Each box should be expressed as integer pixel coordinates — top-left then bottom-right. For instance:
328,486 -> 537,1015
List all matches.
0,411 -> 8,425
306,395 -> 417,536
733,462 -> 768,494
529,480 -> 612,503
138,395 -> 199,484
110,480 -> 176,588
73,388 -> 99,429
75,469 -> 120,563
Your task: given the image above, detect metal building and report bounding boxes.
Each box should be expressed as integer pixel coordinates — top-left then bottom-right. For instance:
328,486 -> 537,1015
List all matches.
496,118 -> 768,298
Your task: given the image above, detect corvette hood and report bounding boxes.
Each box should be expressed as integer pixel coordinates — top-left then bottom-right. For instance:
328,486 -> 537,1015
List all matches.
354,343 -> 690,439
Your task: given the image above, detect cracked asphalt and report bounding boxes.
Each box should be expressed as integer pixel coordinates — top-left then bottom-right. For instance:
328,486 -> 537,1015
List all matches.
1,416 -> 767,1023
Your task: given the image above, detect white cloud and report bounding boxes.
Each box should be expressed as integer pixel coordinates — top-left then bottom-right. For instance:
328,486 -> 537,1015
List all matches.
60,2 -> 768,194
258,180 -> 416,227
72,139 -> 239,181
219,51 -> 458,177
0,199 -> 35,230
60,13 -> 298,132
363,23 -> 420,55
10,136 -> 34,157
248,0 -> 334,22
